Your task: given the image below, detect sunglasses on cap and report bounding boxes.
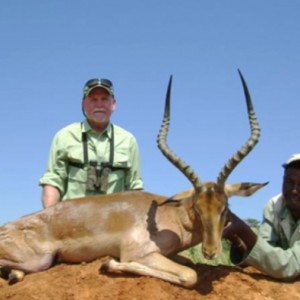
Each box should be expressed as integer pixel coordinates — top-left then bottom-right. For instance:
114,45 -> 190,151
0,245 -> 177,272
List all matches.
85,78 -> 113,89
83,78 -> 114,97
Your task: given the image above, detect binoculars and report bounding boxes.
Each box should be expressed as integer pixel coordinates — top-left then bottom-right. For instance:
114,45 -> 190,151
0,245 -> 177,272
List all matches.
86,161 -> 111,192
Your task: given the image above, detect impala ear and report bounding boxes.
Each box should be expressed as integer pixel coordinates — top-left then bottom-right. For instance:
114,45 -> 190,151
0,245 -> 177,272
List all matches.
225,182 -> 268,197
159,188 -> 195,207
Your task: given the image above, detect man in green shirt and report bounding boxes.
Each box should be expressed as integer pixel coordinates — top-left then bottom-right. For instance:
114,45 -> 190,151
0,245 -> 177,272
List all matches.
223,153 -> 300,280
39,78 -> 143,208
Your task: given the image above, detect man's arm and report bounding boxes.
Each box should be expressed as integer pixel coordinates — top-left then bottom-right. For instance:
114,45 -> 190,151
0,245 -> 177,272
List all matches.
39,130 -> 69,205
223,211 -> 300,280
41,185 -> 61,208
126,136 -> 144,190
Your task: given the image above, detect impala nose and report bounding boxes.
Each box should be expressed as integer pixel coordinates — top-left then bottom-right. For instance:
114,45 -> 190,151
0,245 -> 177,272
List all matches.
202,244 -> 220,260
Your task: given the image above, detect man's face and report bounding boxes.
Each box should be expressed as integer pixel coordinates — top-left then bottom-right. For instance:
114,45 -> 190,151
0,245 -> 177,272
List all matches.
82,87 -> 116,128
282,168 -> 300,214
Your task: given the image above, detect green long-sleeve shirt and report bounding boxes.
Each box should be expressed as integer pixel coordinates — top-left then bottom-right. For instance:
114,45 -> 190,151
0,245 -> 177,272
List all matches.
39,120 -> 143,200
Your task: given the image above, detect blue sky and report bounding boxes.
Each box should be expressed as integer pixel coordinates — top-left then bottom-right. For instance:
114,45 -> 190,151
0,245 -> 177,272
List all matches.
1,1 -> 300,224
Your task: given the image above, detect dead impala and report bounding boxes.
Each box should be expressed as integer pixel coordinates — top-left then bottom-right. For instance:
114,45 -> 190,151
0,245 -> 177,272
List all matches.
0,71 -> 266,288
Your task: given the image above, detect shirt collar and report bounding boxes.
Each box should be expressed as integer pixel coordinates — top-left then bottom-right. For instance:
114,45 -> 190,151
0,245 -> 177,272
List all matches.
81,119 -> 112,138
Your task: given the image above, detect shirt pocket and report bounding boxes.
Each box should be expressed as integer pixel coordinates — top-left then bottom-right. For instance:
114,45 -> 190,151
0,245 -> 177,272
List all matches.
109,151 -> 131,185
67,147 -> 87,184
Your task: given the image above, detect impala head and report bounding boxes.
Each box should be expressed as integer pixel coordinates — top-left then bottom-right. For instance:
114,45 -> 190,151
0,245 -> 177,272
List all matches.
157,70 -> 267,259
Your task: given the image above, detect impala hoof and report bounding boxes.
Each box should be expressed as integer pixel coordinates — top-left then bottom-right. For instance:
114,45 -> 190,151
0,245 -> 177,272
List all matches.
8,270 -> 25,285
8,274 -> 19,285
99,261 -> 110,274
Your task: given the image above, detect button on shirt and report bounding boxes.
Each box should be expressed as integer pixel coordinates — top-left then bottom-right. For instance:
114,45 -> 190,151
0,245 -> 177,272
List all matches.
39,120 -> 143,200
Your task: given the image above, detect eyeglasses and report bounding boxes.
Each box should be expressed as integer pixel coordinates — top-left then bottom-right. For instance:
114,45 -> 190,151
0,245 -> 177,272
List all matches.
85,78 -> 113,89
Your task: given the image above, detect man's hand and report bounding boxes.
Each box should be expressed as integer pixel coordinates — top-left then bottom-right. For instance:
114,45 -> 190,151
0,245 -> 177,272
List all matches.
223,210 -> 258,252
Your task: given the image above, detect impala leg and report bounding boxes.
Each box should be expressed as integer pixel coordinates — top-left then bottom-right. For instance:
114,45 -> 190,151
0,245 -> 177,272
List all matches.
170,254 -> 194,265
0,252 -> 54,285
100,252 -> 197,288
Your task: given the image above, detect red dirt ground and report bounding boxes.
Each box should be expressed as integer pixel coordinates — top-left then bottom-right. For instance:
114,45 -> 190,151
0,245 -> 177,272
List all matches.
0,257 -> 299,300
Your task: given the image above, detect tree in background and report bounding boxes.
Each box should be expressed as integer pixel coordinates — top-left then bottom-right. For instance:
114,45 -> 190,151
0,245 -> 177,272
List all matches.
245,218 -> 261,233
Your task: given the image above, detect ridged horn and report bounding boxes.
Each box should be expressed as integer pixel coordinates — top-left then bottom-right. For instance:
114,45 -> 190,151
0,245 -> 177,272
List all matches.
157,76 -> 203,192
216,70 -> 260,186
